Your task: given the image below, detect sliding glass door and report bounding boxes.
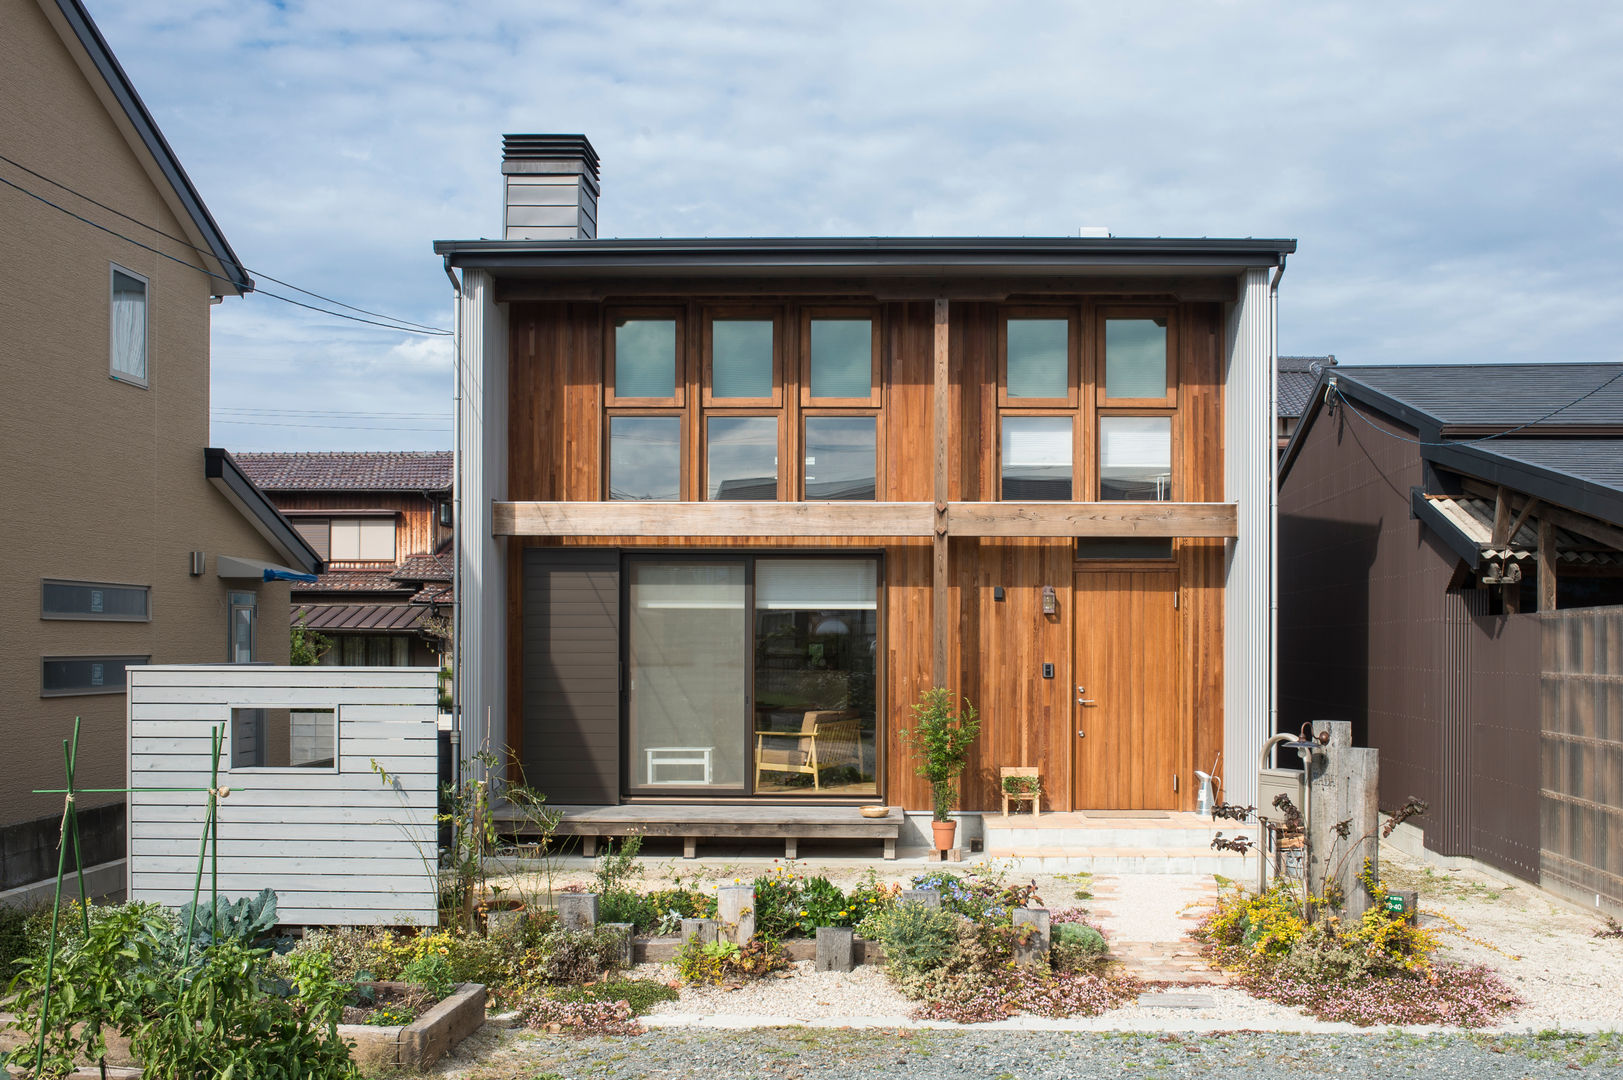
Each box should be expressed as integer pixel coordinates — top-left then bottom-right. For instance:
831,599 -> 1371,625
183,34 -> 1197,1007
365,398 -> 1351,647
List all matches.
623,555 -> 880,798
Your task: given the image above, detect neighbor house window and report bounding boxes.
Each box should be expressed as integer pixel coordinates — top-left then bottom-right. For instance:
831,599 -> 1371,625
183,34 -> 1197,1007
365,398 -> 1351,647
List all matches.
42,655 -> 146,696
804,315 -> 877,403
1001,416 -> 1074,500
41,580 -> 149,621
707,415 -> 779,500
292,518 -> 331,560
1101,314 -> 1173,402
1099,416 -> 1173,500
230,706 -> 337,770
707,316 -> 778,402
336,635 -> 411,666
609,415 -> 682,500
609,315 -> 680,402
1003,317 -> 1073,403
804,416 -> 877,500
329,518 -> 395,561
229,591 -> 256,663
110,266 -> 148,386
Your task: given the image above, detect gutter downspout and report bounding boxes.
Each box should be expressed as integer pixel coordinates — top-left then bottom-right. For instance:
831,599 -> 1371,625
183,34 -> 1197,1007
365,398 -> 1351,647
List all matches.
1268,255 -> 1287,747
445,255 -> 464,785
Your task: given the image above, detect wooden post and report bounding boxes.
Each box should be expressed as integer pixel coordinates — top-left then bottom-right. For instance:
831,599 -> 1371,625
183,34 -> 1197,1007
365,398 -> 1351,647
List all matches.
900,888 -> 941,909
1012,908 -> 1051,967
815,926 -> 855,972
1539,517 -> 1558,612
680,918 -> 718,946
1306,721 -> 1380,922
717,885 -> 755,943
1491,485 -> 1511,548
933,297 -> 950,687
603,922 -> 635,967
558,893 -> 599,931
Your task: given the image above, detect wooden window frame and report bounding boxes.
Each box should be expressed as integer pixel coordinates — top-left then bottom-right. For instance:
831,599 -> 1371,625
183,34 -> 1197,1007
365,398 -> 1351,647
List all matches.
605,306 -> 686,408
702,410 -> 786,502
702,306 -> 784,408
999,306 -> 1079,408
1095,407 -> 1179,502
799,408 -> 885,501
603,409 -> 689,501
1092,304 -> 1178,408
996,409 -> 1081,502
799,307 -> 882,407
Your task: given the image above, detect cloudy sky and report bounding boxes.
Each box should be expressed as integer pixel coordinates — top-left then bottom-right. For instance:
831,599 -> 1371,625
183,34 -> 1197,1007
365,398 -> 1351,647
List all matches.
81,1 -> 1623,451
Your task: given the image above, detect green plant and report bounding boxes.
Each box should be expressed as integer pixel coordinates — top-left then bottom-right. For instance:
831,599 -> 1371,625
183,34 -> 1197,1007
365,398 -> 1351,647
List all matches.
172,887 -> 279,954
1051,922 -> 1108,972
859,902 -> 962,977
592,834 -> 645,895
289,621 -> 334,665
1001,774 -> 1042,796
403,949 -> 456,1000
0,902 -> 38,974
549,978 -> 679,1016
897,687 -> 980,821
673,936 -> 789,985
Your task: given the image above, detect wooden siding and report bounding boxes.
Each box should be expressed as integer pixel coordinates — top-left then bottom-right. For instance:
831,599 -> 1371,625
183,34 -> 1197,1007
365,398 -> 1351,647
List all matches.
505,298 -> 1226,812
126,666 -> 439,925
272,492 -> 447,569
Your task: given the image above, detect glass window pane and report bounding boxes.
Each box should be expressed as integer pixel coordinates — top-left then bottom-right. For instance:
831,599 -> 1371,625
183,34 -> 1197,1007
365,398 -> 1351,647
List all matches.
1100,416 -> 1173,500
614,319 -> 677,398
1001,416 -> 1073,500
707,416 -> 778,500
230,707 -> 336,769
1105,318 -> 1168,399
609,415 -> 681,501
1006,319 -> 1069,399
41,655 -> 145,696
42,581 -> 149,620
111,270 -> 146,382
711,320 -> 774,398
809,319 -> 872,398
628,562 -> 747,788
804,416 -> 876,501
753,558 -> 878,796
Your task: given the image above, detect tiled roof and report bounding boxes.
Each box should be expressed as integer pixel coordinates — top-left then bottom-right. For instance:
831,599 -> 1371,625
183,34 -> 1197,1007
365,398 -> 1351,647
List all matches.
1338,363 -> 1623,428
1278,355 -> 1335,420
392,553 -> 453,582
233,451 -> 452,492
411,584 -> 454,605
300,571 -> 414,594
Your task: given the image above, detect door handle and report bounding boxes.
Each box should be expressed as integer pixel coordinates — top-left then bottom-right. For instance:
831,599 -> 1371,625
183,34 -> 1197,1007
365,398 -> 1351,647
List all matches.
1077,699 -> 1097,706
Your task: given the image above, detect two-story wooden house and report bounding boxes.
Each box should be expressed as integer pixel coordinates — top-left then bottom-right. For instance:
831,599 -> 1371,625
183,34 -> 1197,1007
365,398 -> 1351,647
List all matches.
435,135 -> 1291,838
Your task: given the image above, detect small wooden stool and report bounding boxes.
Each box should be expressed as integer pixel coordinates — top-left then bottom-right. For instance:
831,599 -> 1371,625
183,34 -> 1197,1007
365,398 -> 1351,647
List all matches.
1000,766 -> 1041,817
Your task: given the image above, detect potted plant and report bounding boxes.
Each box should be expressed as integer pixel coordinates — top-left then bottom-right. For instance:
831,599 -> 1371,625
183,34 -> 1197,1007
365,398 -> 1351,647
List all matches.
898,687 -> 981,853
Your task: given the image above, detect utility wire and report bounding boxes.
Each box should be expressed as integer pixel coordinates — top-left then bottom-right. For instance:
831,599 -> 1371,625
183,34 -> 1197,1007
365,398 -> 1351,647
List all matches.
1326,367 -> 1623,447
0,151 -> 449,334
0,171 -> 449,336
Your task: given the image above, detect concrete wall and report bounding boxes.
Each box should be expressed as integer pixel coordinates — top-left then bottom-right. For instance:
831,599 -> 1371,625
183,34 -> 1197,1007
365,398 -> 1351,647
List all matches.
0,0 -> 291,855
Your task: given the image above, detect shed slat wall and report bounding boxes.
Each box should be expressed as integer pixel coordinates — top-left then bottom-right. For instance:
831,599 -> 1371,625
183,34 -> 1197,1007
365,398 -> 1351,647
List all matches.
127,666 -> 439,926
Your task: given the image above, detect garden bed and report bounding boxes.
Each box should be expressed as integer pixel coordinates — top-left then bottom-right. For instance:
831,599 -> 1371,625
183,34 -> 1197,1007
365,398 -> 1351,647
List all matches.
338,981 -> 487,1070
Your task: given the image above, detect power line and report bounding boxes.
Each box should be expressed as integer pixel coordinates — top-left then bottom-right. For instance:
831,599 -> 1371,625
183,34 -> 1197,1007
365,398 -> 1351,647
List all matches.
0,171 -> 449,336
1326,368 -> 1623,448
0,151 -> 450,334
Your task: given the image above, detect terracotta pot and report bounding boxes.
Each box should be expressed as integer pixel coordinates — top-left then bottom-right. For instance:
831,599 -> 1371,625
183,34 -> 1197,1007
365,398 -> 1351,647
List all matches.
931,819 -> 957,853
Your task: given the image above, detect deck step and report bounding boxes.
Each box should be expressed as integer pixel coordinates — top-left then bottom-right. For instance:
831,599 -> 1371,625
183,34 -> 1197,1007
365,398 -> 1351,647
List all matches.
983,825 -> 1258,849
984,845 -> 1252,874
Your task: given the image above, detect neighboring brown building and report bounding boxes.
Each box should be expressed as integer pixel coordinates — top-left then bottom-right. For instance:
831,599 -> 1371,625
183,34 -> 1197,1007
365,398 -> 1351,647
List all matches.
0,0 -> 320,897
235,452 -> 454,670
1276,354 -> 1334,450
1279,362 -> 1623,915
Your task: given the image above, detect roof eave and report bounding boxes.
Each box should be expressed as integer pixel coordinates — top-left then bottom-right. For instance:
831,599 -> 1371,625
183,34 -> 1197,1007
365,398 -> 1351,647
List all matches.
1423,441 -> 1623,531
204,448 -> 323,573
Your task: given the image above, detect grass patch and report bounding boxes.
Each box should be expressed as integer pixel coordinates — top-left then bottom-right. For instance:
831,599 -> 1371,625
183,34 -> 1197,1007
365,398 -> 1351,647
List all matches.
547,978 -> 679,1016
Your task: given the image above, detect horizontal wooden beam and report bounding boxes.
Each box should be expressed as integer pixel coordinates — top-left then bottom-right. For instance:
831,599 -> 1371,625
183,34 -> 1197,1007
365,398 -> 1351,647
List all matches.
945,502 -> 1238,538
494,500 -> 1239,539
493,274 -> 1238,304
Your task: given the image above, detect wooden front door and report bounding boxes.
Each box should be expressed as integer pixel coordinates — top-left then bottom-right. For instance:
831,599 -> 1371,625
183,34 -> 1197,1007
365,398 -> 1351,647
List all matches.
1072,570 -> 1182,809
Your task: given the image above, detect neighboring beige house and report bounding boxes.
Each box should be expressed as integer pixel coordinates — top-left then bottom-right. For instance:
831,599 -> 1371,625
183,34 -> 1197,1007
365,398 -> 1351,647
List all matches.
0,0 -> 321,899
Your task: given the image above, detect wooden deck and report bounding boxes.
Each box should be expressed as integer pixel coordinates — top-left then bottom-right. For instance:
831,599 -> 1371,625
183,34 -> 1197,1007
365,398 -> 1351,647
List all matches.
493,803 -> 903,860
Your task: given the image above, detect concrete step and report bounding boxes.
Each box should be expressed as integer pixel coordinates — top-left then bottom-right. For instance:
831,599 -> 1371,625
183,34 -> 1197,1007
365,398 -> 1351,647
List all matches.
982,824 -> 1259,850
984,845 -> 1252,875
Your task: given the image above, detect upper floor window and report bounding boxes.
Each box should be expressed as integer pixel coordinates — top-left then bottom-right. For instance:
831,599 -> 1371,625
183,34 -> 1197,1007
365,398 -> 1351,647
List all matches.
1002,316 -> 1075,404
608,314 -> 681,404
804,415 -> 877,500
110,266 -> 148,387
42,579 -> 150,621
330,518 -> 395,561
1099,416 -> 1172,500
706,314 -> 780,404
1001,416 -> 1074,500
1100,310 -> 1174,404
804,313 -> 878,404
707,415 -> 779,500
609,414 -> 682,501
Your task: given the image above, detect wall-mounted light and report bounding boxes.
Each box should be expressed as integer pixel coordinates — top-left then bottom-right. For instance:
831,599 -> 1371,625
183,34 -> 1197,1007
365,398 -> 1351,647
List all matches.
1041,585 -> 1058,615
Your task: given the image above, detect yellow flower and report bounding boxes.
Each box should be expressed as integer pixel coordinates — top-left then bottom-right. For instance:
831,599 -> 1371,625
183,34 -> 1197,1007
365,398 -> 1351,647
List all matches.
798,910 -> 807,916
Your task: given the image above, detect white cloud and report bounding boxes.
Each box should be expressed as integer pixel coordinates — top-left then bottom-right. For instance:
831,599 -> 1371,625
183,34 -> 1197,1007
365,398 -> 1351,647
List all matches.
72,0 -> 1623,448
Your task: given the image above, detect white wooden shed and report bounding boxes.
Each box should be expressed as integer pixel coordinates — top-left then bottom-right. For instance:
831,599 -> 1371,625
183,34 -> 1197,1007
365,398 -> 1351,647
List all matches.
127,665 -> 439,926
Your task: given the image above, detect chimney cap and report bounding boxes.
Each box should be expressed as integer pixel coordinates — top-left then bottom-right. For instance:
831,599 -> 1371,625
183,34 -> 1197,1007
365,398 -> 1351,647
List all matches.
502,134 -> 600,179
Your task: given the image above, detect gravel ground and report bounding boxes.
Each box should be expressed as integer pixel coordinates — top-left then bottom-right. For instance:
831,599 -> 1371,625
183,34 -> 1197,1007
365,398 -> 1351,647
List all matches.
434,1027 -> 1623,1079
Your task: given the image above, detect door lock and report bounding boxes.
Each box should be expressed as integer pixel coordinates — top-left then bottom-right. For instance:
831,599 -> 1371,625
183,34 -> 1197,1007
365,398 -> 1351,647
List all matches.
1077,730 -> 1086,738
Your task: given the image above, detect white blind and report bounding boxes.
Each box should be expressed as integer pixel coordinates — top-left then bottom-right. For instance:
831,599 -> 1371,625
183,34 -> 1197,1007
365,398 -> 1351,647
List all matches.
756,559 -> 877,610
633,563 -> 746,610
111,270 -> 147,382
1002,417 -> 1072,467
1101,416 -> 1171,469
330,518 -> 396,561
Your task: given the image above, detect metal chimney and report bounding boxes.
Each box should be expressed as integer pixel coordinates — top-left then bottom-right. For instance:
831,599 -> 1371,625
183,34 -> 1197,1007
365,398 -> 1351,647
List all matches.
501,134 -> 600,240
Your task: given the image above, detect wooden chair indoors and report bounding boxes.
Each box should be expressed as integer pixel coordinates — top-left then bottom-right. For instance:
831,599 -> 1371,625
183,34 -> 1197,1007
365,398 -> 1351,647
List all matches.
754,709 -> 861,791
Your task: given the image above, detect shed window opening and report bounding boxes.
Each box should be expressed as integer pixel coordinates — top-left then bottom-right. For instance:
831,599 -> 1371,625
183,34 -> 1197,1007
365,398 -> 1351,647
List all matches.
706,415 -> 779,500
110,267 -> 148,385
1001,416 -> 1073,500
1006,318 -> 1070,399
42,580 -> 149,620
1104,318 -> 1168,399
609,415 -> 682,501
804,416 -> 876,500
41,654 -> 146,696
1099,416 -> 1172,500
229,706 -> 337,770
329,517 -> 396,561
613,318 -> 678,399
228,591 -> 256,664
710,319 -> 775,399
808,318 -> 873,399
